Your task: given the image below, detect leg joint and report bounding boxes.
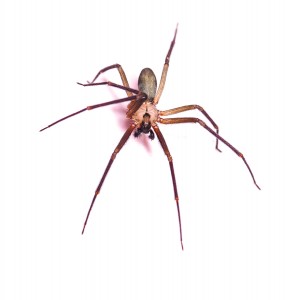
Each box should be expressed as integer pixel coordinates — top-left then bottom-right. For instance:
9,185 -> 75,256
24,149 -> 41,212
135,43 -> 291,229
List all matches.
194,104 -> 203,111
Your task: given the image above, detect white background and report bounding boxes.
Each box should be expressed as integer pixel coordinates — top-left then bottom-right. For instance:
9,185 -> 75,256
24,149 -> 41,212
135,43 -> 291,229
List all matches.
1,0 -> 291,299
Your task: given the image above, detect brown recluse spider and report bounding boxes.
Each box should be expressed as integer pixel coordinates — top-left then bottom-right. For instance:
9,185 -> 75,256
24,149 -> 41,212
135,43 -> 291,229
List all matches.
40,25 -> 260,250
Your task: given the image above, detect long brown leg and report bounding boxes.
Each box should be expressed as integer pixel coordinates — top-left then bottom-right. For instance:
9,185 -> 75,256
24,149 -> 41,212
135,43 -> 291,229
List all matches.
82,123 -> 136,234
153,25 -> 178,105
76,81 -> 148,118
152,124 -> 184,250
160,104 -> 221,151
39,94 -> 138,132
77,81 -> 139,95
86,64 -> 133,97
158,117 -> 261,190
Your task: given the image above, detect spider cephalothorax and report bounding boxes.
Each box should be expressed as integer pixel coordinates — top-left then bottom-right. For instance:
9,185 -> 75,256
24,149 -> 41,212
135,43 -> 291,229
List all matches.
40,25 -> 260,250
133,112 -> 155,140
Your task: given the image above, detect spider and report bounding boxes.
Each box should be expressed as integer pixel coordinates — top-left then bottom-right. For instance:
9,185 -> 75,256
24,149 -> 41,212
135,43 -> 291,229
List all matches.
40,25 -> 260,250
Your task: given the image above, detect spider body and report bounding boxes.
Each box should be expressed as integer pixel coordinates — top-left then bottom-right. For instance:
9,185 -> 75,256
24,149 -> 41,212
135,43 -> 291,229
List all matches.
131,68 -> 159,139
40,25 -> 260,250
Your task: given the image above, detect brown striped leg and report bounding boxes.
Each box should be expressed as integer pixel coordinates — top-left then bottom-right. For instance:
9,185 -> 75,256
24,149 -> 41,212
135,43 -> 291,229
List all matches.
160,104 -> 222,151
82,123 -> 136,234
152,124 -> 184,250
158,117 -> 261,190
86,64 -> 133,97
153,25 -> 178,105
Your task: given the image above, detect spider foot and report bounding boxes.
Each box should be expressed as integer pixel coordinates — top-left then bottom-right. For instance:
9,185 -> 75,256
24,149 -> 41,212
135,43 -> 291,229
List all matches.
216,141 -> 222,152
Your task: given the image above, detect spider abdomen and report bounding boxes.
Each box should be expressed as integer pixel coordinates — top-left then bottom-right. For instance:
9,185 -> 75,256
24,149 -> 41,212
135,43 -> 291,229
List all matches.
138,68 -> 157,101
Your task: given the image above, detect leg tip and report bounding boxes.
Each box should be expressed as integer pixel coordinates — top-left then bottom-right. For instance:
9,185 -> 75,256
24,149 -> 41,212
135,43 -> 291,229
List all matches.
181,241 -> 184,251
256,183 -> 261,190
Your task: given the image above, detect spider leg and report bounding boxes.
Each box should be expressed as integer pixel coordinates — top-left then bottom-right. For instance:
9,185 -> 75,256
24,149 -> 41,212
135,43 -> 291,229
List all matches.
39,95 -> 138,132
77,81 -> 146,118
82,123 -> 136,234
158,117 -> 261,190
153,24 -> 178,105
152,124 -> 184,250
77,81 -> 139,95
160,104 -> 222,152
86,64 -> 133,97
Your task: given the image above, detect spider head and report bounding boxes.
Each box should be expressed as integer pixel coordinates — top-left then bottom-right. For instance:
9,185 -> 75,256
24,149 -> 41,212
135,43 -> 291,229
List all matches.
138,68 -> 157,102
134,112 -> 155,140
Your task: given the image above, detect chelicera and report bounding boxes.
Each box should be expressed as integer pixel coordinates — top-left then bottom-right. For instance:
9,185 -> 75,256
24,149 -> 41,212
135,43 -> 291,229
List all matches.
40,25 -> 260,250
